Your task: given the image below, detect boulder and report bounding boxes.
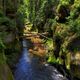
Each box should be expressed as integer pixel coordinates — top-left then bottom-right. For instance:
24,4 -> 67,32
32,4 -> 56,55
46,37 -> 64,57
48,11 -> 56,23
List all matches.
0,52 -> 14,80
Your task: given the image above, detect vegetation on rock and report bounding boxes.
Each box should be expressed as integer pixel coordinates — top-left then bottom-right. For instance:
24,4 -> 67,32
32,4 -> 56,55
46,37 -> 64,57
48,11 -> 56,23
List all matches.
0,0 -> 80,79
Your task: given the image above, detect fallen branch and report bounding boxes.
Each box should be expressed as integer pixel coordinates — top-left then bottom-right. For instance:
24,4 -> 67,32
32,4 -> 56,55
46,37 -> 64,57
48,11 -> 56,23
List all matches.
23,32 -> 50,40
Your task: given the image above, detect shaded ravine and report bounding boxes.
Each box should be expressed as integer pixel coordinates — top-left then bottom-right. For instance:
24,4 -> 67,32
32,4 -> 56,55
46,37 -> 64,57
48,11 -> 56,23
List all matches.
14,39 -> 68,80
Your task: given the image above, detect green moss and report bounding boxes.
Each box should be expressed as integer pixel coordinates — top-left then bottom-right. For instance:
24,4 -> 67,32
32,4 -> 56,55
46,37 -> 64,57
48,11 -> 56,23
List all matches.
0,51 -> 13,80
45,38 -> 53,50
47,54 -> 63,64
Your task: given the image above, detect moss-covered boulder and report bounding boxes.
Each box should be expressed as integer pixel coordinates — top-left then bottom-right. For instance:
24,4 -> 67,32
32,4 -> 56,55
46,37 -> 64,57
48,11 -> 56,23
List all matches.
0,51 -> 14,80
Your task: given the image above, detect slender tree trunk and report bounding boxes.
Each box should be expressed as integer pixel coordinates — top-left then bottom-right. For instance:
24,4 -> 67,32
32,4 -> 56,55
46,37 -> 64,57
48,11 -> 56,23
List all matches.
3,0 -> 6,15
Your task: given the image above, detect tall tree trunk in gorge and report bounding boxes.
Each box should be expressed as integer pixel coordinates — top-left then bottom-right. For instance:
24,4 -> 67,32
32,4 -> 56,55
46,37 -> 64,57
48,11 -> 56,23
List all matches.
3,0 -> 6,15
0,0 -> 2,11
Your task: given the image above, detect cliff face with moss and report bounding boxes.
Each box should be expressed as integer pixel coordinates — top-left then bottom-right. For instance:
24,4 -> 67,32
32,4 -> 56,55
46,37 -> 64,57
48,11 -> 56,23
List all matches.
0,50 -> 14,80
52,0 -> 80,79
0,0 -> 80,79
24,0 -> 80,79
0,0 -> 22,79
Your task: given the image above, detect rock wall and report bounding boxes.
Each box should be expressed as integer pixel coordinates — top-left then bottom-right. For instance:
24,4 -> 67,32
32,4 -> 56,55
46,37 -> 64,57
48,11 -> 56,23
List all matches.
0,0 -> 22,79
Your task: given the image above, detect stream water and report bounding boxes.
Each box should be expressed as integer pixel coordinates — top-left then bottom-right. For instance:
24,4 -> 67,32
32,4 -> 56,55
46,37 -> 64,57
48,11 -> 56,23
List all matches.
14,39 -> 68,80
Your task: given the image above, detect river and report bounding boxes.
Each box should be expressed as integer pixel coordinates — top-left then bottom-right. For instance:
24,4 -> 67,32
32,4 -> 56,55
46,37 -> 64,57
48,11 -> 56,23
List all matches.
14,39 -> 68,80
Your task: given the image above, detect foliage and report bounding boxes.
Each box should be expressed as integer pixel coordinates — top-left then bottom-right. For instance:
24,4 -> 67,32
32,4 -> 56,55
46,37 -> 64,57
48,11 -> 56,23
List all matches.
0,39 -> 5,50
17,2 -> 27,24
45,38 -> 53,51
48,55 -> 63,64
25,0 -> 59,32
0,15 -> 16,50
6,0 -> 15,10
59,0 -> 70,5
0,16 -> 16,29
0,10 -> 4,17
1,0 -> 80,79
52,0 -> 80,70
21,0 -> 80,72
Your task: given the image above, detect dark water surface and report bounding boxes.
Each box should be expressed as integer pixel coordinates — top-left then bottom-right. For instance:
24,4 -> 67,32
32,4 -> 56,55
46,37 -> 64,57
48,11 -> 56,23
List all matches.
14,39 -> 68,80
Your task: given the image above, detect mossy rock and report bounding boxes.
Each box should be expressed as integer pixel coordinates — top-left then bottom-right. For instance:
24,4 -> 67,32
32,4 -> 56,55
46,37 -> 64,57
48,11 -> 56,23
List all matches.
0,52 -> 14,80
0,64 -> 14,80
